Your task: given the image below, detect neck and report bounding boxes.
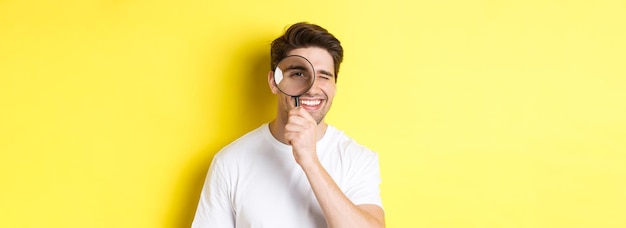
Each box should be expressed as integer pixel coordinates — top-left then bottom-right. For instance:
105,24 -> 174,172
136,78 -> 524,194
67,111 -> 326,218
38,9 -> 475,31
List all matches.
268,118 -> 328,145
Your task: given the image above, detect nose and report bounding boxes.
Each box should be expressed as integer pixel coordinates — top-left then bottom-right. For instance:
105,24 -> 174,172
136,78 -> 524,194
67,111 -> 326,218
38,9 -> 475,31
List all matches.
304,76 -> 322,95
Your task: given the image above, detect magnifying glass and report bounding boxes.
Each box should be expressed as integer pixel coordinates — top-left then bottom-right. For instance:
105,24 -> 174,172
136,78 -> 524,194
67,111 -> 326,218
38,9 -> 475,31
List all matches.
273,55 -> 315,107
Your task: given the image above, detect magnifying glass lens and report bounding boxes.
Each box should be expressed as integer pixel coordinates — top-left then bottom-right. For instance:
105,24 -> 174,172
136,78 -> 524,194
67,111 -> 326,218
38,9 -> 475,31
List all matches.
274,55 -> 315,97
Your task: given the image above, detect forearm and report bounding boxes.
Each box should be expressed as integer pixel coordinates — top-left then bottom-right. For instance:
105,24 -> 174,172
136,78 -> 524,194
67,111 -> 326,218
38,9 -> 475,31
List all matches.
300,158 -> 384,228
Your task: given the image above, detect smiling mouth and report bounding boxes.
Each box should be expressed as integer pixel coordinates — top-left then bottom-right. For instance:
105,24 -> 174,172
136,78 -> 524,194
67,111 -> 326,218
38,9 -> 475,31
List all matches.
300,99 -> 322,106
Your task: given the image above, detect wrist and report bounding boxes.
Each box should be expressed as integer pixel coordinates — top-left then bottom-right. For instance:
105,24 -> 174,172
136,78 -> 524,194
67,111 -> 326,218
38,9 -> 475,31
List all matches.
296,155 -> 321,171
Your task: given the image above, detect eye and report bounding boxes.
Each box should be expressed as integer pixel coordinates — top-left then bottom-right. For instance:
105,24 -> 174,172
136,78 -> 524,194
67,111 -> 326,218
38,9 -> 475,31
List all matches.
289,71 -> 307,78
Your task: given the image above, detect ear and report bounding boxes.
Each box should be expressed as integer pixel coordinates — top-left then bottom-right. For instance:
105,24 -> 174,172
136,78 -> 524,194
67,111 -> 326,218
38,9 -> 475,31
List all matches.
268,70 -> 279,94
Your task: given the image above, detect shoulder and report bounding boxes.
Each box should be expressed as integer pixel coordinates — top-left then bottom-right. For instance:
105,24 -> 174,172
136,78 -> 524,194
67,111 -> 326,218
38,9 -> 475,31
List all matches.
325,125 -> 379,162
322,126 -> 382,196
213,124 -> 270,163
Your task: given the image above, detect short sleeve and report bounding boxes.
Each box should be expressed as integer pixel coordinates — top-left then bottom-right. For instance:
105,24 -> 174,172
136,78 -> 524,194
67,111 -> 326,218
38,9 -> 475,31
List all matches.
192,155 -> 235,228
344,151 -> 383,209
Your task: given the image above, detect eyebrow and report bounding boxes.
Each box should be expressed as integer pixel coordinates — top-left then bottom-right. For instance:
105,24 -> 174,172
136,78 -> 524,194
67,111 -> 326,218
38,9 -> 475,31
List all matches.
282,64 -> 309,71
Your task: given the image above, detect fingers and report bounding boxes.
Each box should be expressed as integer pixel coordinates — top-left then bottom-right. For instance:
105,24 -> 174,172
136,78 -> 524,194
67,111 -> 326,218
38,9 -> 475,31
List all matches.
285,107 -> 316,145
285,107 -> 318,166
285,107 -> 315,129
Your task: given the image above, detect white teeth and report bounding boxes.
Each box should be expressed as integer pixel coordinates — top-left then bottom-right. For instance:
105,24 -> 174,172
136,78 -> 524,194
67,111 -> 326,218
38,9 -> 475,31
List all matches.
301,99 -> 321,106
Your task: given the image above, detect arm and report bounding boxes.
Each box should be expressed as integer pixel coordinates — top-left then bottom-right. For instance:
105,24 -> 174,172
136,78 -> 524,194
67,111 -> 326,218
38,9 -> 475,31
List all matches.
301,160 -> 385,228
285,107 -> 385,228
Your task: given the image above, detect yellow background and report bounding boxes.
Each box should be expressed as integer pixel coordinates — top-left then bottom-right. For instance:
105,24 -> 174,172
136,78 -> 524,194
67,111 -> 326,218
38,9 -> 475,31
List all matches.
1,0 -> 625,227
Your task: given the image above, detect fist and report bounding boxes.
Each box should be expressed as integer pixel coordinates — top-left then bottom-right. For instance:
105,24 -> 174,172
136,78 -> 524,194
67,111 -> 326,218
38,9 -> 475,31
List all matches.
284,107 -> 318,166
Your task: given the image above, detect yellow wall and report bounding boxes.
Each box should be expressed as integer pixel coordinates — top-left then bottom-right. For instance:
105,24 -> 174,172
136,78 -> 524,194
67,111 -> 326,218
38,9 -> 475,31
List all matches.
1,0 -> 624,227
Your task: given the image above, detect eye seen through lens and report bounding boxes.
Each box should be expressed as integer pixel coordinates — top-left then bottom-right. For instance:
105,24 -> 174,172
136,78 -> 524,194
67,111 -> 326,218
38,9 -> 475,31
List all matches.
274,55 -> 315,97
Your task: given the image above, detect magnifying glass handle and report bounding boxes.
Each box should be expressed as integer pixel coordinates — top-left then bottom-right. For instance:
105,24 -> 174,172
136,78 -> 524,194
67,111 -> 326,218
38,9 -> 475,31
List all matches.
294,96 -> 300,107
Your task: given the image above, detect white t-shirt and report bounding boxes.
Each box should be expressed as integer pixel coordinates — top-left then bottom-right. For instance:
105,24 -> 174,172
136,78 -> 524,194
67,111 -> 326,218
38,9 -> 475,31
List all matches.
192,124 -> 382,228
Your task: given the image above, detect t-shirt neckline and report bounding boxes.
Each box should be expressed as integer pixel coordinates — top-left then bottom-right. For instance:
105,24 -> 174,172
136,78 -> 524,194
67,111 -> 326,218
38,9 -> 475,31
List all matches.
262,123 -> 336,152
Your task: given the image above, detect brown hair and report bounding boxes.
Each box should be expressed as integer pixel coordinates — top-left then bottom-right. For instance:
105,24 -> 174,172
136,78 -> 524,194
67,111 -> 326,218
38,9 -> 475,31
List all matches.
270,22 -> 344,81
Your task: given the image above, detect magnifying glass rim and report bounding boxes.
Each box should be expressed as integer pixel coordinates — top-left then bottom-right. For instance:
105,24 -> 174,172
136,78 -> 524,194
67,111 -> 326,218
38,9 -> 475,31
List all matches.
273,54 -> 315,97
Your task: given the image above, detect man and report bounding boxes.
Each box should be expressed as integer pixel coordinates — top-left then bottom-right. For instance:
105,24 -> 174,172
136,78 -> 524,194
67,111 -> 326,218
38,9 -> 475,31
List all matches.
192,22 -> 385,228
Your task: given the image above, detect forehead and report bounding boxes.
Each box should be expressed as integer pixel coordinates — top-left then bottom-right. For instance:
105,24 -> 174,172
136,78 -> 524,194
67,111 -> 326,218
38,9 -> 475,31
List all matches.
286,47 -> 335,76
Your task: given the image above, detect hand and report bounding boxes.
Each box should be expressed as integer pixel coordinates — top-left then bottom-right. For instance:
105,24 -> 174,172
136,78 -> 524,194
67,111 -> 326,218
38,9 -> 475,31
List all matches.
284,107 -> 318,167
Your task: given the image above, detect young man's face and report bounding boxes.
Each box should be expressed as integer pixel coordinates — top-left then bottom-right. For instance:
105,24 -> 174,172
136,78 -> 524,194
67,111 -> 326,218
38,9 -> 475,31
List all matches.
270,47 -> 337,124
